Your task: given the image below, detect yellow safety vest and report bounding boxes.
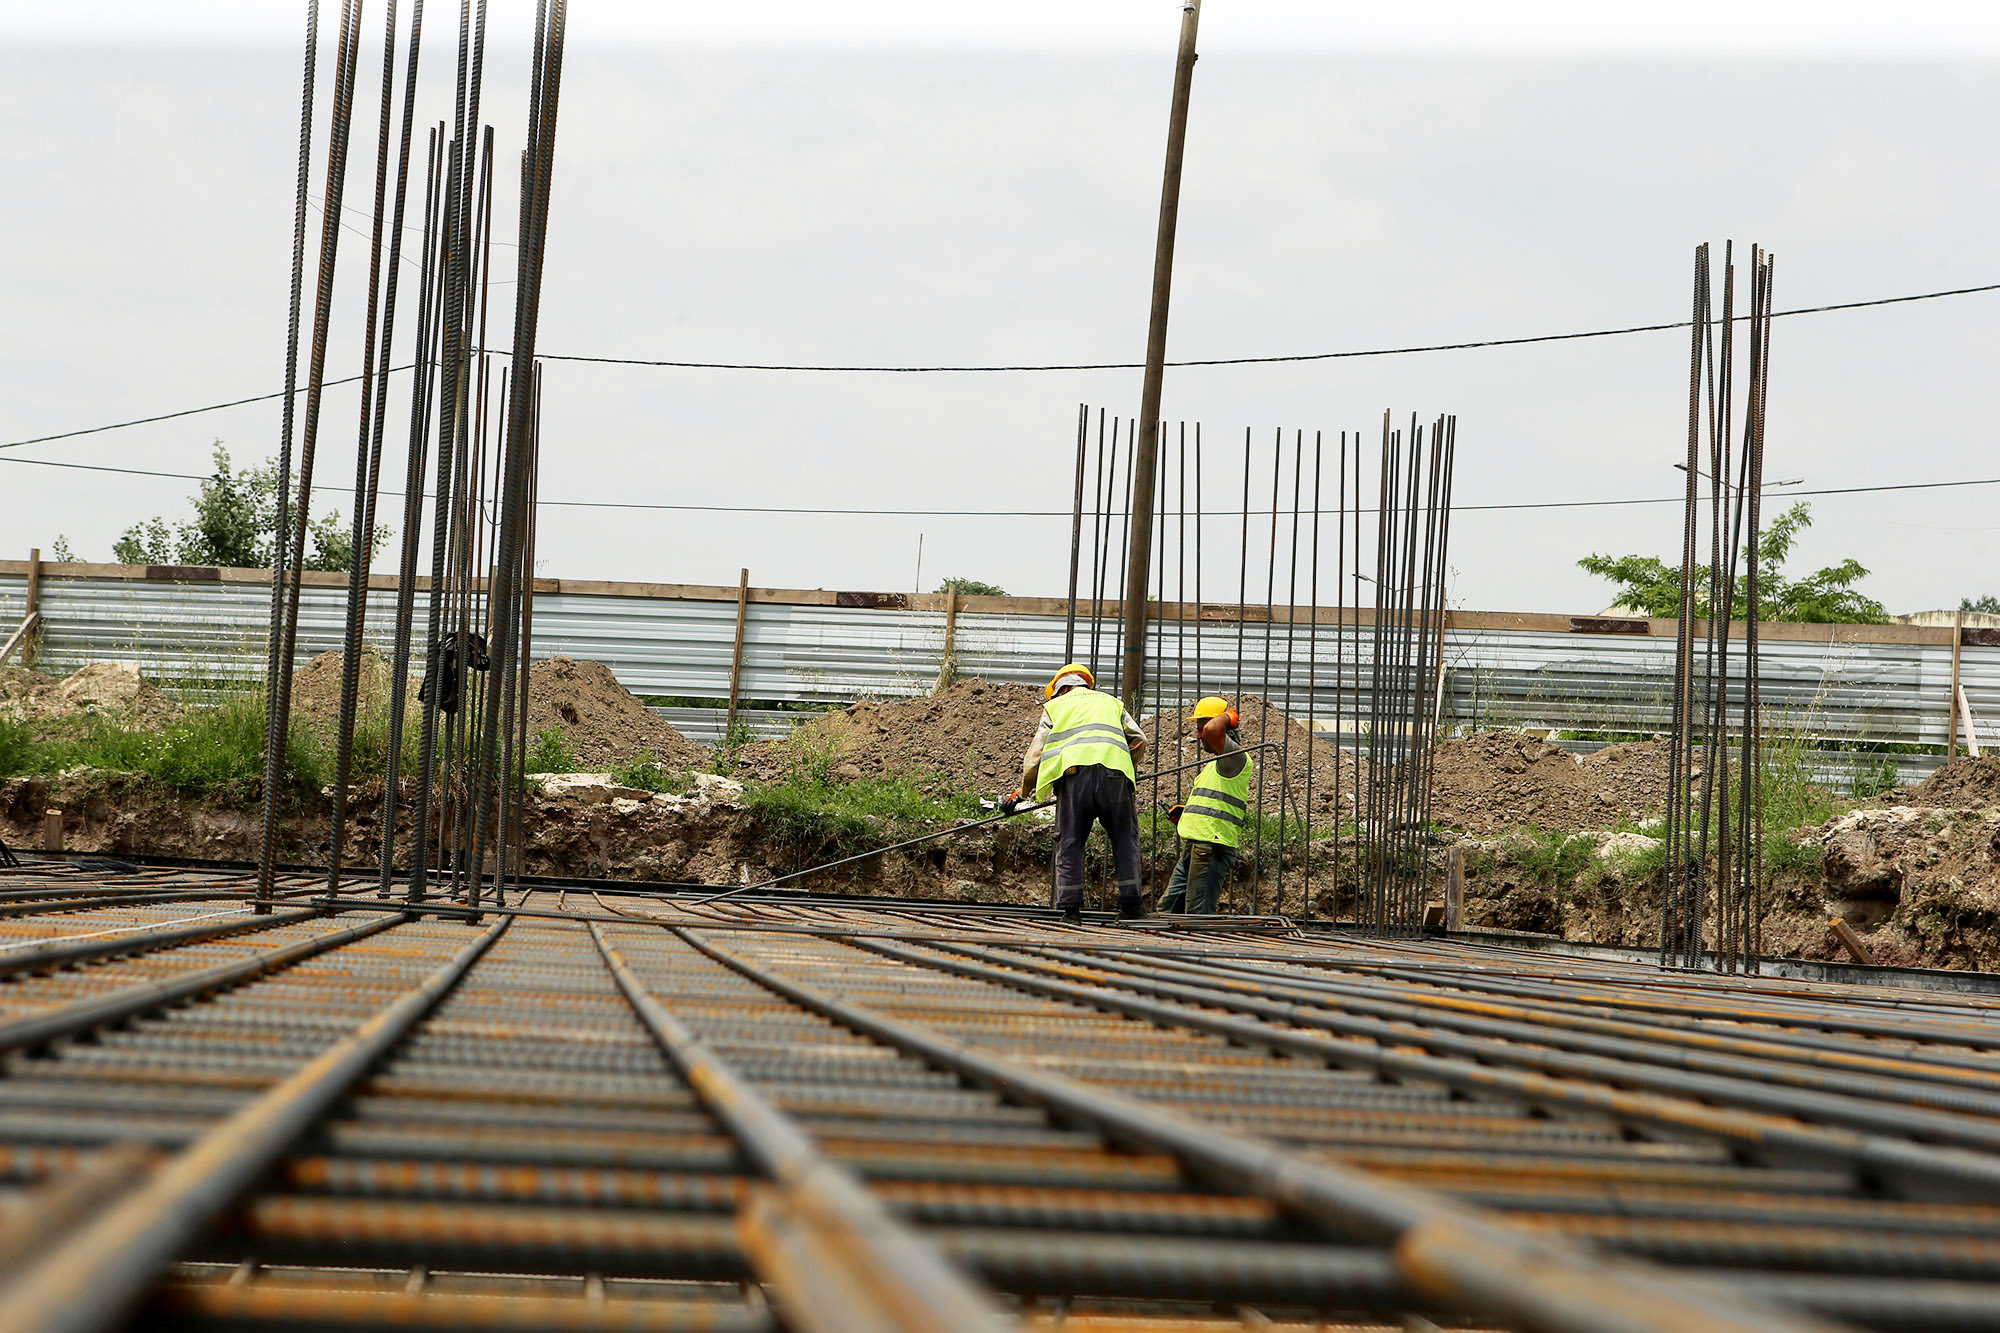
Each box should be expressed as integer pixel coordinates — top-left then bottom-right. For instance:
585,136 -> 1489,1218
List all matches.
1177,753 -> 1255,848
1034,688 -> 1137,800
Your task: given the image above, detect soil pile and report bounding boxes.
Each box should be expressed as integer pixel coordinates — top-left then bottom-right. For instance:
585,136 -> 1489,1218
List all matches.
1912,756 -> 2000,809
732,679 -> 1045,796
525,656 -> 705,770
0,663 -> 175,724
1188,694 -> 1361,823
1428,731 -> 1673,833
289,648 -> 408,731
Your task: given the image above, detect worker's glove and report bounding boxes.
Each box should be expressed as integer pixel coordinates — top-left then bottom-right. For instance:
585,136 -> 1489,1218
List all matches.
1166,804 -> 1185,823
998,790 -> 1023,816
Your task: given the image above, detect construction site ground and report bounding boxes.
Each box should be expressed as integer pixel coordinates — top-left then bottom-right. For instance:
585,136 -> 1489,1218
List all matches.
5,658 -> 1998,971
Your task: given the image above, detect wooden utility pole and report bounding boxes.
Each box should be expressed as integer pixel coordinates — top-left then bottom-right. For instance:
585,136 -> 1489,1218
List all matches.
724,569 -> 750,743
1119,0 -> 1201,714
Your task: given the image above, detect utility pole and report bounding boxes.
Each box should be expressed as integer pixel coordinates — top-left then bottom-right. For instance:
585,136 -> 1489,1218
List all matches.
1121,0 -> 1200,714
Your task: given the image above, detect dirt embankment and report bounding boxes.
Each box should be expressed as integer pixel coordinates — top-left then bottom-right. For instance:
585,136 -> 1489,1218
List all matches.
724,682 -> 1364,823
1426,732 -> 1675,834
730,680 -> 1047,795
0,663 -> 177,724
286,650 -> 706,772
524,656 -> 706,770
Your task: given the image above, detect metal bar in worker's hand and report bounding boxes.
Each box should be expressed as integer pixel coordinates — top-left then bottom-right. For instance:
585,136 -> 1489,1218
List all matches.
693,743 -> 1290,908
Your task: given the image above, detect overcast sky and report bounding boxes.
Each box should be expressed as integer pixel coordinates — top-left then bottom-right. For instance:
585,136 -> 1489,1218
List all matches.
3,2 -> 1996,615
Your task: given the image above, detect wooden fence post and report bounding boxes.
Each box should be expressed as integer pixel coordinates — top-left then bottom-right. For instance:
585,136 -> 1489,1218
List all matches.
724,569 -> 750,744
24,548 -> 40,668
937,587 -> 961,691
1948,610 -> 1964,759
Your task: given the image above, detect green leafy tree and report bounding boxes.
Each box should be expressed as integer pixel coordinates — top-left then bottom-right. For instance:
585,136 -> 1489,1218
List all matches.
111,443 -> 388,572
1578,502 -> 1889,624
1962,595 -> 2000,615
934,577 -> 1007,597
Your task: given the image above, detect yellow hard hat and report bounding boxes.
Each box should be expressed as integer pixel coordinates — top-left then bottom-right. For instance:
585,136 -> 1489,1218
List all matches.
1046,663 -> 1095,699
1187,695 -> 1232,722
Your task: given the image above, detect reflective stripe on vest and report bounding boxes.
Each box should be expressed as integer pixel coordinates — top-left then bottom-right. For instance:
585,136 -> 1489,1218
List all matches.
1034,688 -> 1136,800
1176,753 -> 1255,848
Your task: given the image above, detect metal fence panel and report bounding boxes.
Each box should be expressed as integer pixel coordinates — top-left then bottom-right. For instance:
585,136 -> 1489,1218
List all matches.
5,573 -> 1995,787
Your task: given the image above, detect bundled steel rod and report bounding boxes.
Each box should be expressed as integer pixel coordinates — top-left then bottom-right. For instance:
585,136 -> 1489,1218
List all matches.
5,862 -> 2000,1331
1661,242 -> 1776,972
252,0 -> 561,912
1061,411 -> 1453,930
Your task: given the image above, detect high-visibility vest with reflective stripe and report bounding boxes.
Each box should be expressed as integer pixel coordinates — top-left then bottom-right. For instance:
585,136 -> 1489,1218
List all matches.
1034,687 -> 1136,800
1177,753 -> 1255,848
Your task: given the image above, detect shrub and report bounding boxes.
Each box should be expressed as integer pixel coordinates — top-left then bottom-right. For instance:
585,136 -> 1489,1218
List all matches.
525,728 -> 579,774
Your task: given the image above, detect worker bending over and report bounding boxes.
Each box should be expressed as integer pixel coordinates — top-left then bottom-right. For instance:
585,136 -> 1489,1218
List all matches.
1001,664 -> 1148,923
1159,695 -> 1251,915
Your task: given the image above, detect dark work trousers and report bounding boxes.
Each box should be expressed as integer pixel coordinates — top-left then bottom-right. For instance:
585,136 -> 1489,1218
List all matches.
1052,765 -> 1143,912
1157,838 -> 1240,914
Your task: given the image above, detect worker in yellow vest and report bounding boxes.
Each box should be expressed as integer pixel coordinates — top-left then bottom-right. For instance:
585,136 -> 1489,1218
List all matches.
1000,663 -> 1148,923
1158,695 -> 1252,914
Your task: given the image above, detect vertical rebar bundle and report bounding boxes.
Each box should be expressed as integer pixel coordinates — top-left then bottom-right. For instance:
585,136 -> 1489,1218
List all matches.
1063,410 -> 1454,932
255,0 -> 567,911
1661,242 -> 1776,973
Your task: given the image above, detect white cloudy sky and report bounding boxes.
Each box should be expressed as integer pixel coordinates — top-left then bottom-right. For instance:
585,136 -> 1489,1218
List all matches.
2,2 -> 1996,614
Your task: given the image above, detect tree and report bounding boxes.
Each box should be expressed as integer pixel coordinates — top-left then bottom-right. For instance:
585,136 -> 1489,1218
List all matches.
111,443 -> 388,572
1963,595 -> 2000,615
1577,502 -> 1889,624
935,577 -> 1006,597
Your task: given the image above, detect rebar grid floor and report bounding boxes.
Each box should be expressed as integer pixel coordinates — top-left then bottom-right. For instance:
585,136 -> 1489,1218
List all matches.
0,863 -> 1996,1331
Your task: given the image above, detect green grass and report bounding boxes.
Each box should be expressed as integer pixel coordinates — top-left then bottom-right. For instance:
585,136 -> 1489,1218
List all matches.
610,755 -> 694,795
525,728 -> 579,774
0,690 -> 327,804
743,774 -> 986,872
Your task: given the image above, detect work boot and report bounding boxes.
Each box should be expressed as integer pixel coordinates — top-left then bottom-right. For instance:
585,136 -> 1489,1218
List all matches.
1060,906 -> 1083,925
1117,899 -> 1148,920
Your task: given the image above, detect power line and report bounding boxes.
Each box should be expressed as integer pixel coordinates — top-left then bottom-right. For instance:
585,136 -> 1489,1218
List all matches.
0,368 -> 410,452
4,451 -> 1996,516
534,280 -> 2000,373
4,278 -> 1996,452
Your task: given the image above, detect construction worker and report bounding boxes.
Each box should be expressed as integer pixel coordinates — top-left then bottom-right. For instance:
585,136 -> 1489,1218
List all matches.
1158,696 -> 1252,914
1001,664 -> 1147,923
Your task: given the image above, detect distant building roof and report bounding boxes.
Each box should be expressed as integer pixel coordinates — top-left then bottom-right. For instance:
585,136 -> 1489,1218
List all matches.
1895,610 -> 2000,629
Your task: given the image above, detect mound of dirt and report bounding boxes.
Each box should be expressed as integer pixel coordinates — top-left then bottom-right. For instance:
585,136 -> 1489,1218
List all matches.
1190,694 -> 1362,822
525,656 -> 706,771
732,679 -> 1046,796
0,666 -> 57,716
726,681 -> 1365,818
289,648 -> 409,730
1912,756 -> 2000,810
1427,731 -> 1674,833
0,663 -> 176,725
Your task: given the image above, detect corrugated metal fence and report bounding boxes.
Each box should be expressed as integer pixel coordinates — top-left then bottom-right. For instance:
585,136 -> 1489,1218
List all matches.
4,569 -> 1994,785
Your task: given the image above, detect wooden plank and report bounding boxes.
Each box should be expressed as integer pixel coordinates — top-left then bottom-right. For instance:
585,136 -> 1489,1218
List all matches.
0,612 -> 39,667
1960,683 -> 1982,760
1567,616 -> 1650,635
834,591 -> 909,609
1829,918 -> 1875,966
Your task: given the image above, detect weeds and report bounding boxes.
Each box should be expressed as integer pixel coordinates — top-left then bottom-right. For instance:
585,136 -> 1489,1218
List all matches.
744,774 -> 985,871
611,754 -> 693,795
0,691 -> 325,804
525,728 -> 579,774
